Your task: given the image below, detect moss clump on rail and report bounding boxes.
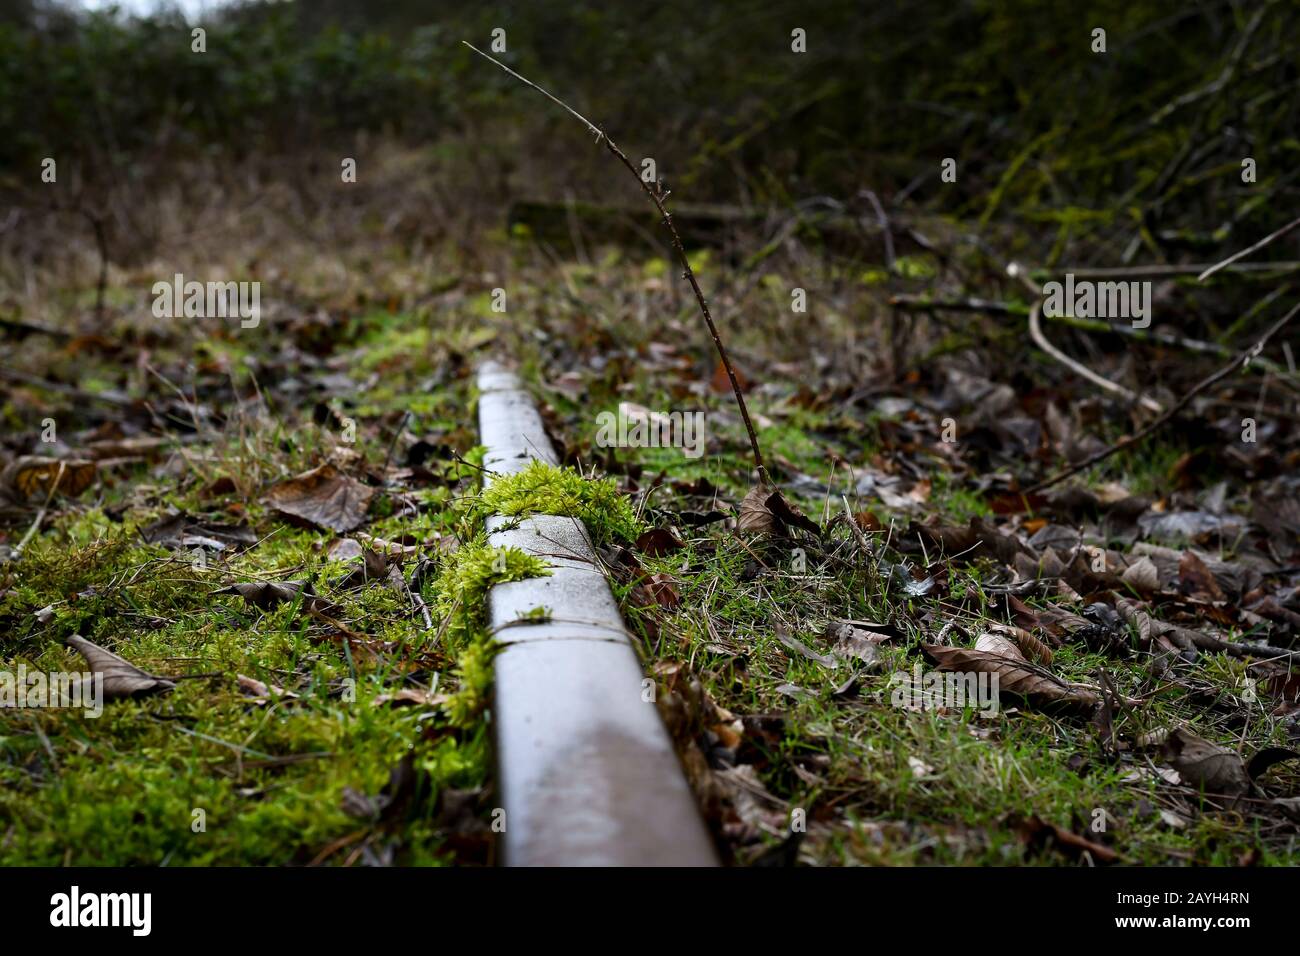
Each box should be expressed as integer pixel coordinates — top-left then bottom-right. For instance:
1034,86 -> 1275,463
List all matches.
479,460 -> 642,545
430,536 -> 550,727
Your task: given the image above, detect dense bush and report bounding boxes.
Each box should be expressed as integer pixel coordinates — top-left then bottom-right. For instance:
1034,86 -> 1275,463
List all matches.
1,0 -> 1296,261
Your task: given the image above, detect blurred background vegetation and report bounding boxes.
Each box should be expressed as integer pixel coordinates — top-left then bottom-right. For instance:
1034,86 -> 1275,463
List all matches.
0,0 -> 1296,273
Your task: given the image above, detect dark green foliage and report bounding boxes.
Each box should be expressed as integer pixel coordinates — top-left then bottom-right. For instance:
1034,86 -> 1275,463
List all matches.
4,0 -> 1296,271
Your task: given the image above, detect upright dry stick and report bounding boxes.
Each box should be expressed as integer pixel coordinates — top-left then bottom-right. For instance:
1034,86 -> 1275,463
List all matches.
463,42 -> 770,486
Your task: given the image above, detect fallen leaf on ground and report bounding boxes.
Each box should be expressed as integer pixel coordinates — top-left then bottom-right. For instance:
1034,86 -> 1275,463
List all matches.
827,624 -> 882,666
332,546 -> 392,589
141,510 -> 258,551
635,527 -> 684,556
1,456 -> 96,502
1115,597 -> 1152,649
264,463 -> 374,533
737,484 -> 775,533
1004,625 -> 1055,666
66,635 -> 175,700
237,673 -> 298,703
1163,727 -> 1250,798
775,625 -> 838,668
1179,549 -> 1226,602
1120,555 -> 1160,593
215,580 -> 340,615
766,490 -> 820,535
921,643 -> 1099,713
974,631 -> 1025,660
643,572 -> 680,609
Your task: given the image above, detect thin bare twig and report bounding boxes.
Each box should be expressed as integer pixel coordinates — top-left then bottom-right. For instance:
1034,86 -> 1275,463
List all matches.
463,41 -> 769,485
1059,261 -> 1300,279
1145,4 -> 1267,128
1025,301 -> 1300,494
1198,215 -> 1300,282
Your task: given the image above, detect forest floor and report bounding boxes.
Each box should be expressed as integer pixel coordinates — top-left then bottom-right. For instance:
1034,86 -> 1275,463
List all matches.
2,157 -> 1299,865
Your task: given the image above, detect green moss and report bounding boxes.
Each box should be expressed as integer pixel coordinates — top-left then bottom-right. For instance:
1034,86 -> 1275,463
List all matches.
478,460 -> 642,545
0,352 -> 510,863
0,506 -> 488,864
427,536 -> 550,727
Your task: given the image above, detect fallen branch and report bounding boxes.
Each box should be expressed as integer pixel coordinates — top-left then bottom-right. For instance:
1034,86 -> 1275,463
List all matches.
0,366 -> 135,407
0,316 -> 72,341
1041,308 -> 1298,386
888,294 -> 1018,315
1007,263 -> 1164,414
894,288 -> 1298,388
464,41 -> 768,485
1028,298 -> 1165,414
1025,301 -> 1300,494
1198,214 -> 1300,282
1185,629 -> 1300,662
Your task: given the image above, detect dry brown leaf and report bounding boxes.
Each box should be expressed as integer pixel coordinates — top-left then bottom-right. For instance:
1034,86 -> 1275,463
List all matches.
216,580 -> 340,615
974,631 -> 1025,661
326,538 -> 365,561
765,490 -> 820,536
921,643 -> 1099,712
332,546 -> 392,589
1163,727 -> 1250,797
264,463 -> 374,533
85,435 -> 171,459
66,635 -> 175,700
1,456 -> 96,502
712,764 -> 788,835
237,673 -> 298,703
827,624 -> 883,667
986,623 -> 1054,666
635,527 -> 684,556
1115,597 -> 1151,648
1179,550 -> 1226,602
644,572 -> 680,609
1120,555 -> 1160,593
140,510 -> 257,551
1012,628 -> 1055,667
1020,814 -> 1120,864
775,625 -> 838,668
737,484 -> 775,534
